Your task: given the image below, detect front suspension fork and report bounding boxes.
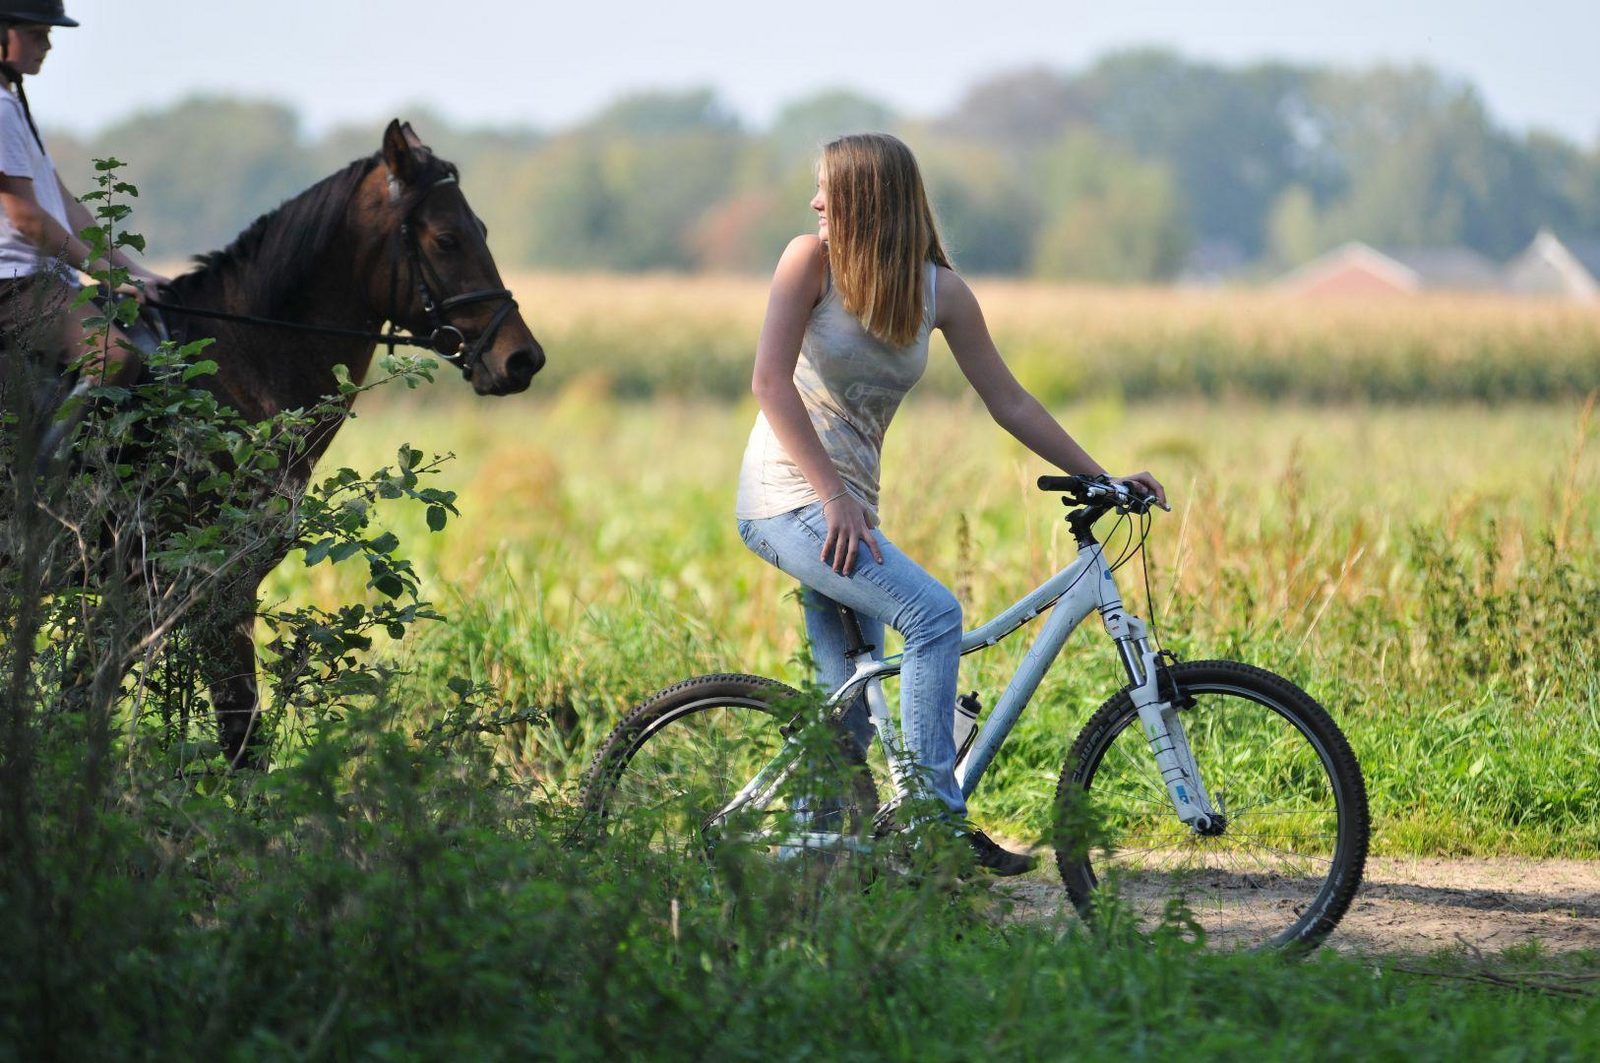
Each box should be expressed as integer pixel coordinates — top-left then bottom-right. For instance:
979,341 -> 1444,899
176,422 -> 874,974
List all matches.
1111,616 -> 1220,832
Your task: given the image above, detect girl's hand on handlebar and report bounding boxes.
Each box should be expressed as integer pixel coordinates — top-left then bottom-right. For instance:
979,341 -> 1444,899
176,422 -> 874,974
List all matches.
820,493 -> 883,575
1114,471 -> 1169,511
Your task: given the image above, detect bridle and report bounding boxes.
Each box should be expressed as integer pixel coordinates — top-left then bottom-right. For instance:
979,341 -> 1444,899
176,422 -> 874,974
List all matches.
146,170 -> 519,381
386,172 -> 517,378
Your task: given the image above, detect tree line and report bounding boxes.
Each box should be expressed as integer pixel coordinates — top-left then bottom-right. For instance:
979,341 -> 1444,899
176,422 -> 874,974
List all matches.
47,49 -> 1600,282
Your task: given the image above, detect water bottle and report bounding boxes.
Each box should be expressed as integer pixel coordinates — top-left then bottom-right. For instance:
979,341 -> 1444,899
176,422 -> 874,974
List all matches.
953,691 -> 981,765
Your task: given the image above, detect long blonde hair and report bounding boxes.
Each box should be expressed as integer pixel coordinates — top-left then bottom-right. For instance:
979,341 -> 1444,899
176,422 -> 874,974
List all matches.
821,133 -> 951,348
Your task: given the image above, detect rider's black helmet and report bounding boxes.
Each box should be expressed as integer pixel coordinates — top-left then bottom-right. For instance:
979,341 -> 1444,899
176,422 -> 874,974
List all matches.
0,1 -> 76,27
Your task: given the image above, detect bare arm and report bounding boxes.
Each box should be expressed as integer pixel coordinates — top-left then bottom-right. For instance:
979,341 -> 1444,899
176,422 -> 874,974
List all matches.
751,234 -> 883,572
935,268 -> 1167,507
0,174 -> 166,290
0,173 -> 92,268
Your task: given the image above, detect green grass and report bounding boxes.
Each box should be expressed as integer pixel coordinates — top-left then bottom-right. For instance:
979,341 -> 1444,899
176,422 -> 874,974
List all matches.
4,699 -> 1595,1058
257,392 -> 1600,859
6,385 -> 1599,1056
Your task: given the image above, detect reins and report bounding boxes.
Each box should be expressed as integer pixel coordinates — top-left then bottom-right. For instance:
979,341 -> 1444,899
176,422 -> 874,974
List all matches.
145,173 -> 516,377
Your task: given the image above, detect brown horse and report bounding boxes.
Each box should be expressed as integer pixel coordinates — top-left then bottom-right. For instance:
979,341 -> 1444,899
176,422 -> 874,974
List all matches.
147,119 -> 543,766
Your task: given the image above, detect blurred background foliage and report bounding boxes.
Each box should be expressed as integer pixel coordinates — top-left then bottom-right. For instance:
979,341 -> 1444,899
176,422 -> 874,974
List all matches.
48,49 -> 1600,282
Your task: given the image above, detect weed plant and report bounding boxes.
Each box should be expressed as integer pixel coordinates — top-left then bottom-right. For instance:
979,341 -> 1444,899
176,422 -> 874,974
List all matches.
3,689 -> 1597,1058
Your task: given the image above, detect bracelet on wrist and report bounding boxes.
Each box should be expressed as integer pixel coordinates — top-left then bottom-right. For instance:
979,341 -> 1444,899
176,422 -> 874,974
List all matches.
821,489 -> 849,507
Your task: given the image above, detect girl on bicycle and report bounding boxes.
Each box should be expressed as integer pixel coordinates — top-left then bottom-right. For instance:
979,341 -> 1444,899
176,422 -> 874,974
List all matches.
0,1 -> 166,386
735,132 -> 1165,875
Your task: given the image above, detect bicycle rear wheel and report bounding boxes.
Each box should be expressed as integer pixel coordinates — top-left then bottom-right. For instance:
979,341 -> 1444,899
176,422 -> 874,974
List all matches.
579,674 -> 878,860
1055,660 -> 1368,952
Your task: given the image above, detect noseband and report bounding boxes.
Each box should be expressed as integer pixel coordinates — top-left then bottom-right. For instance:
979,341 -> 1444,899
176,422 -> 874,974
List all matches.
390,173 -> 518,379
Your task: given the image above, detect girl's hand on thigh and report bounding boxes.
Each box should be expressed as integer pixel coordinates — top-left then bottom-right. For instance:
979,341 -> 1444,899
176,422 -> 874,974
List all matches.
821,495 -> 883,575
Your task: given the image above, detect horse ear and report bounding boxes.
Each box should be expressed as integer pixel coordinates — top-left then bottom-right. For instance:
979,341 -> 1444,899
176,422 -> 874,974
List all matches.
400,121 -> 425,150
382,119 -> 418,186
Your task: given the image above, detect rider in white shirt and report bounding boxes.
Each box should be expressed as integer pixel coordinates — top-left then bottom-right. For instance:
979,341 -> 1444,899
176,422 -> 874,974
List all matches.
0,1 -> 166,388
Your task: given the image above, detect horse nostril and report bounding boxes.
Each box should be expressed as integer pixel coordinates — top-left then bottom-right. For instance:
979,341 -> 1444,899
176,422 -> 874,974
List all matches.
506,345 -> 544,381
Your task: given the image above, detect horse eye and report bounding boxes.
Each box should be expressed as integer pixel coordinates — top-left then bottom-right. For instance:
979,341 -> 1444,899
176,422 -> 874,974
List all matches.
434,231 -> 462,252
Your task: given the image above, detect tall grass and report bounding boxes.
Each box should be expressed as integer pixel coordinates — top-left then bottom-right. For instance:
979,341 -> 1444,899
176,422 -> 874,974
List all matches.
501,271 -> 1600,403
270,392 -> 1600,858
8,386 -> 1597,1053
6,693 -> 1594,1057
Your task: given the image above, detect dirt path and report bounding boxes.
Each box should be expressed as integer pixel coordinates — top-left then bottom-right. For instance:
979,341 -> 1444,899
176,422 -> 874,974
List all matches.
994,853 -> 1600,955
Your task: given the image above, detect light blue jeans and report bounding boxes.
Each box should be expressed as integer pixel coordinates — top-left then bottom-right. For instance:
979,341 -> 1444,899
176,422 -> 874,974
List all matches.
738,503 -> 966,816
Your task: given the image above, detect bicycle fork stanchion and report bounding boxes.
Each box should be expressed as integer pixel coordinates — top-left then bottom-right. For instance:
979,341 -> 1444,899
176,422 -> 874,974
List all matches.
1104,607 -> 1220,832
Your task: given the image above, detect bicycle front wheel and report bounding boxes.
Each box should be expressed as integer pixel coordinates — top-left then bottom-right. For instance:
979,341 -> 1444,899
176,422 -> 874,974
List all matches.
579,674 -> 877,860
1055,660 -> 1368,952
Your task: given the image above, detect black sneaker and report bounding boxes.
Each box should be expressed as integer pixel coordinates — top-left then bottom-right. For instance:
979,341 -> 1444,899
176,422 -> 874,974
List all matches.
966,828 -> 1037,876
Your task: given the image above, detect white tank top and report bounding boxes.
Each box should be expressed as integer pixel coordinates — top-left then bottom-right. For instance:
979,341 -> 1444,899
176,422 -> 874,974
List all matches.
736,261 -> 938,524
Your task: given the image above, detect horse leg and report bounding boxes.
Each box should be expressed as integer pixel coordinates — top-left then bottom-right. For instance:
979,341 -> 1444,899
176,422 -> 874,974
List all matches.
204,614 -> 266,769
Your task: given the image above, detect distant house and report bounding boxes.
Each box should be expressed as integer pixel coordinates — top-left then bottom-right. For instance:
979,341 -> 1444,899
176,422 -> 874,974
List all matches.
1278,242 -> 1503,297
1504,229 -> 1600,301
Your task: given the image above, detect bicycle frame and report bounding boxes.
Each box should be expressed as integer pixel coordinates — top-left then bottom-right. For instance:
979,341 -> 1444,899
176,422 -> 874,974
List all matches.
712,532 -> 1223,849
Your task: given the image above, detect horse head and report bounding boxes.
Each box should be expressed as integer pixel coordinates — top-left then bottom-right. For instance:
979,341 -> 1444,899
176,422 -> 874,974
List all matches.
368,120 -> 544,396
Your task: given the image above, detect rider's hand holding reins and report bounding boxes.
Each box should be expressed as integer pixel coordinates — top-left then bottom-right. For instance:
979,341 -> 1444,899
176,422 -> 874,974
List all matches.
821,491 -> 883,575
120,263 -> 169,304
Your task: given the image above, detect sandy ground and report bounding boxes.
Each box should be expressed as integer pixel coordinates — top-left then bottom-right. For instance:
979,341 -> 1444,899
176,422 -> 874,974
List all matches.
993,853 -> 1600,955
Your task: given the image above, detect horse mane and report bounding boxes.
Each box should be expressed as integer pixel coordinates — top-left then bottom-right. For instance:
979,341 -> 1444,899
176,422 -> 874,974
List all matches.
164,149 -> 458,317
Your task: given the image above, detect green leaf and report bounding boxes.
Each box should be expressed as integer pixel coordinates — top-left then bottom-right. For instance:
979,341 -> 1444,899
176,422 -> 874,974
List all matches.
181,359 -> 218,381
426,506 -> 448,532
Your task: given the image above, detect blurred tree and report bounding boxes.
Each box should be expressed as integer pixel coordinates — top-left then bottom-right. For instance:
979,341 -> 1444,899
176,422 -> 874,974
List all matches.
508,89 -> 743,270
586,87 -> 741,137
1267,185 -> 1322,266
935,67 -> 1089,150
1307,67 -> 1545,256
769,89 -> 897,165
500,138 -> 616,269
917,135 -> 1036,274
691,140 -> 815,273
1083,50 -> 1307,260
39,56 -> 1600,278
1030,131 -> 1188,281
54,97 -> 319,259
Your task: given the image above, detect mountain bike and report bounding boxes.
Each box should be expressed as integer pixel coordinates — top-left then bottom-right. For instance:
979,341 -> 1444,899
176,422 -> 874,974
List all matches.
580,475 -> 1369,952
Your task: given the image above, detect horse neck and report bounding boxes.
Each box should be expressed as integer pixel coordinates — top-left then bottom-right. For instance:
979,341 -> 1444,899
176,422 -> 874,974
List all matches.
180,214 -> 389,449
247,241 -> 379,411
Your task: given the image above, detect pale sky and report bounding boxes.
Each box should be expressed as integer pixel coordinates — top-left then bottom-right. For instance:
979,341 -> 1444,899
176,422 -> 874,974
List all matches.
30,0 -> 1600,145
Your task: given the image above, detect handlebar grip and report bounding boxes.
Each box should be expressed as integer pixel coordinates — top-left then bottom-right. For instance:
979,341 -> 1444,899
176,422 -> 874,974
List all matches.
1037,475 -> 1082,492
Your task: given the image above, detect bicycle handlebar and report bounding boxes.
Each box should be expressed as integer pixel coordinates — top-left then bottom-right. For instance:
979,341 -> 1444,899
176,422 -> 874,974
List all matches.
1036,473 -> 1159,515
